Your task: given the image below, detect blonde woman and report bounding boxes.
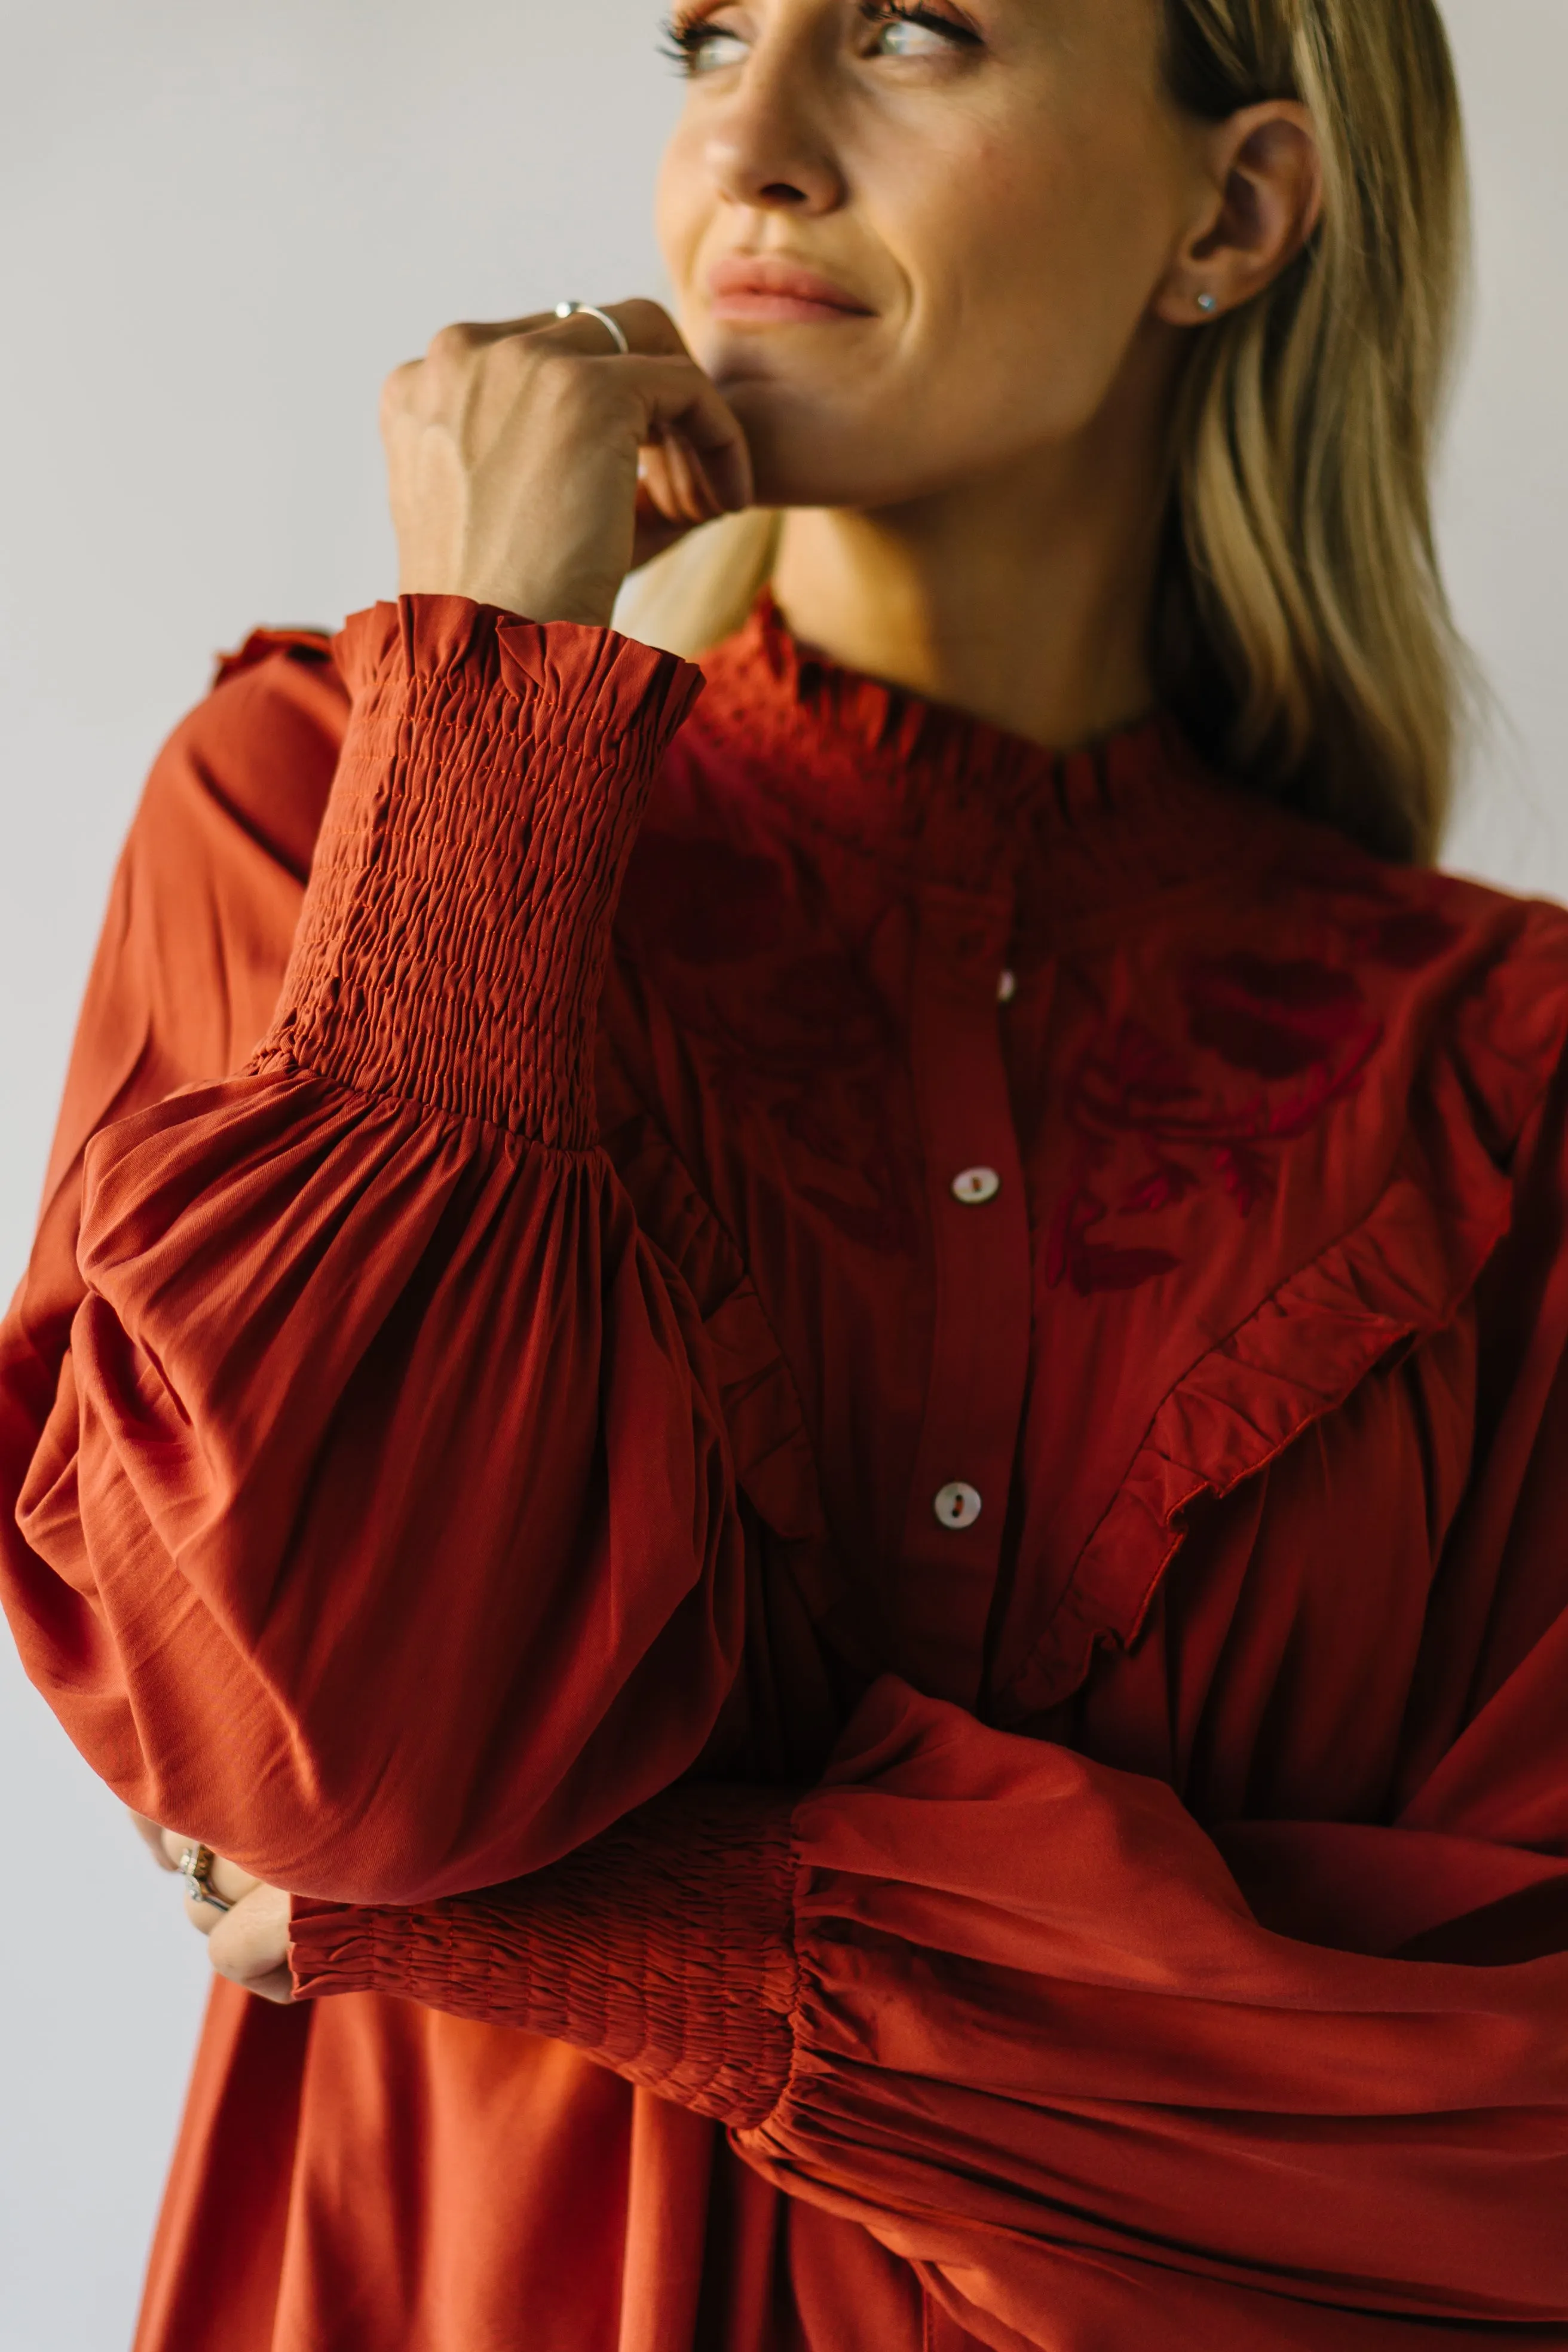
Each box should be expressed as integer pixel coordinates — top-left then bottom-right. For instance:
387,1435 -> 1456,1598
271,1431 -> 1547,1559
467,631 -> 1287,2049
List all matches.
3,1 -> 1564,2345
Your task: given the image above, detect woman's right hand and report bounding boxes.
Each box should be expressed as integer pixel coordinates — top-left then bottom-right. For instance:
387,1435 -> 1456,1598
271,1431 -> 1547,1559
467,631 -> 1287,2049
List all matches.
382,299 -> 754,627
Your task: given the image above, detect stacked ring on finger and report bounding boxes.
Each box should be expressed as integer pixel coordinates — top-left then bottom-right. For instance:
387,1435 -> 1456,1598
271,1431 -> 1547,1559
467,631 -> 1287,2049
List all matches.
553,301 -> 632,356
177,1842 -> 234,1914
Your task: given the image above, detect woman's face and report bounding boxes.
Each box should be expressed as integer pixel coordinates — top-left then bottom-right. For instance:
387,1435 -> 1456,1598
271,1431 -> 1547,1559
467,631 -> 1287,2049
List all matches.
656,0 -> 1210,512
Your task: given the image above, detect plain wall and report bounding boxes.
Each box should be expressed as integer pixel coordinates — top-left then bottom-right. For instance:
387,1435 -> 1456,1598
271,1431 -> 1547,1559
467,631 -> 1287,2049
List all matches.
1,4 -> 1564,2345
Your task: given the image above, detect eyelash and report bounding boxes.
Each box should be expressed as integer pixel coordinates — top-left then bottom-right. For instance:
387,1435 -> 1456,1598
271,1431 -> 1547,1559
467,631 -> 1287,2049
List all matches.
660,4 -> 983,75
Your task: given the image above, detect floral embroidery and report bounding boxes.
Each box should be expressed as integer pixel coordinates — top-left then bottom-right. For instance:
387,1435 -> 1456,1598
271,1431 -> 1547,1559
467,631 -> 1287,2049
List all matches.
1351,906 -> 1463,971
1186,954 -> 1370,1080
1259,849 -> 1466,975
1047,956 -> 1385,1298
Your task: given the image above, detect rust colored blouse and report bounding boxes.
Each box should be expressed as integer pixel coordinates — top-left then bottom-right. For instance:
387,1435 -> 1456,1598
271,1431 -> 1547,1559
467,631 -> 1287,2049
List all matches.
3,595 -> 1568,2352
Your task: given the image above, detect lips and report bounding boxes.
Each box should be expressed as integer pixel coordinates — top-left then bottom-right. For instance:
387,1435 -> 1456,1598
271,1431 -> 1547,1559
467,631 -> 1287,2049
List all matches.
708,254 -> 874,324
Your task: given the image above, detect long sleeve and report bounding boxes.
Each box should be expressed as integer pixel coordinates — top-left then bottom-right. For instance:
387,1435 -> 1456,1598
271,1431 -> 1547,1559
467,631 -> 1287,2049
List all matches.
287,1051 -> 1568,2344
0,596 -> 748,1905
290,1673 -> 1568,2345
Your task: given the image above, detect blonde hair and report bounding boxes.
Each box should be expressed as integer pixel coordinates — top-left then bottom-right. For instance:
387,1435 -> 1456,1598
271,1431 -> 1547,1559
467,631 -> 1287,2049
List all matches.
617,0 -> 1471,865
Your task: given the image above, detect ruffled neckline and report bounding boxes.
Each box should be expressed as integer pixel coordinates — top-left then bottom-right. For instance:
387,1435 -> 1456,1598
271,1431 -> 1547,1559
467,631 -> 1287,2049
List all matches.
693,593 -> 1269,928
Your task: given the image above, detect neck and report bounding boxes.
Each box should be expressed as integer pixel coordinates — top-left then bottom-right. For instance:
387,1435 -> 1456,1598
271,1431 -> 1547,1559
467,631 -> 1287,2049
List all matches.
769,354 -> 1177,754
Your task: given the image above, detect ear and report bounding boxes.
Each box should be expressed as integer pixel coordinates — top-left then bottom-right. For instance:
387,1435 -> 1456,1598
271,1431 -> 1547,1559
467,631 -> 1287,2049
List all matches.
1154,101 -> 1325,329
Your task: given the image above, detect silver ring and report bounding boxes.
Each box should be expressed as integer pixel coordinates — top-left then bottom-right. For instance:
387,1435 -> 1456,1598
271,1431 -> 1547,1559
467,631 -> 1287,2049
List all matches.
177,1841 -> 233,1915
553,301 -> 631,357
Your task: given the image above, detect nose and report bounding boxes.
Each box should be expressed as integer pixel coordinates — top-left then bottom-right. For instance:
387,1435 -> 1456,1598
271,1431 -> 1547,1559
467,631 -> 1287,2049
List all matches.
704,42 -> 847,216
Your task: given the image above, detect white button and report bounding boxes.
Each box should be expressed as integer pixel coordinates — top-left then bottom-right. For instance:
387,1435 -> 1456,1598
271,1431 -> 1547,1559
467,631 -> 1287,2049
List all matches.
951,1166 -> 1002,1206
997,969 -> 1018,1004
934,1481 -> 983,1531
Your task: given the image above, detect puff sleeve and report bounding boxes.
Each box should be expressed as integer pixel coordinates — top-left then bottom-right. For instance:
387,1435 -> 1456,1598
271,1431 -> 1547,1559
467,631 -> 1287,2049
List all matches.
1,597 -> 748,1906
290,1661 -> 1568,2344
287,1043 -> 1568,2344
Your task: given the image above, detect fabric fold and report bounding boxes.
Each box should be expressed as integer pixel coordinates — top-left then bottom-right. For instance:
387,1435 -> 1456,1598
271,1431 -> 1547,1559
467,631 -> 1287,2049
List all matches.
999,896 -> 1568,1721
4,602 -> 743,1903
293,1676 -> 1568,2339
7,588 -> 1568,2352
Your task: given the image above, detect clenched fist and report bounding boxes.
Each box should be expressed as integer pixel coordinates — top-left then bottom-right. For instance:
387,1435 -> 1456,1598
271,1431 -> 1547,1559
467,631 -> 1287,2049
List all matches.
382,298 -> 754,626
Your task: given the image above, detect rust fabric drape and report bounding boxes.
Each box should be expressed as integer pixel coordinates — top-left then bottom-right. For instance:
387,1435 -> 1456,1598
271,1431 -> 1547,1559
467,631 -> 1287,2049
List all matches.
3,595 -> 1567,2351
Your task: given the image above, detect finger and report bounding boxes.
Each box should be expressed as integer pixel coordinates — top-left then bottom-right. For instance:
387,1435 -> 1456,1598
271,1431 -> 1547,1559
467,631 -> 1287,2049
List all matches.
244,1965 -> 296,2005
533,298 -> 691,362
437,299 -> 689,364
621,359 -> 754,514
172,1848 -> 262,1908
207,1854 -> 262,1904
631,471 -> 704,573
643,430 -> 716,529
400,311 -> 747,507
183,1870 -> 261,1934
671,430 -> 727,523
589,298 -> 690,357
637,442 -> 686,526
162,1833 -> 263,1920
390,316 -> 568,402
208,1885 -> 293,1995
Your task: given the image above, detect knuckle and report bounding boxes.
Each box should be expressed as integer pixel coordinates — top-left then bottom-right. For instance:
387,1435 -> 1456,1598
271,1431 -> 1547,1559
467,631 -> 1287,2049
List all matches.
425,320 -> 481,369
489,331 -> 541,384
380,362 -> 418,419
620,296 -> 677,342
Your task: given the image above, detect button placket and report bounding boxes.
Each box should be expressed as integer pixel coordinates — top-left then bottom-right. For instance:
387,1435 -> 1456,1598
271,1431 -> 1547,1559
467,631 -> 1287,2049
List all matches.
893,898 -> 1032,1705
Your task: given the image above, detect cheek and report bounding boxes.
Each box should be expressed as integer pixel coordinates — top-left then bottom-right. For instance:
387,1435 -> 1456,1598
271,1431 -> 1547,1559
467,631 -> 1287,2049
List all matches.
654,125 -> 708,329
896,121 -> 1181,432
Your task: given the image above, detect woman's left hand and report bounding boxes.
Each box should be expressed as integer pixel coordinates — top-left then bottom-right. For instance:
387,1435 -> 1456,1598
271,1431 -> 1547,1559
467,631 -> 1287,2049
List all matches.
158,1829 -> 296,2005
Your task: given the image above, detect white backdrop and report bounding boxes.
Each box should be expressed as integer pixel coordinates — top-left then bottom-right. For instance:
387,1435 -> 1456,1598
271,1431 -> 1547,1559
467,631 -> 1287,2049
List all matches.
1,4 -> 1564,2345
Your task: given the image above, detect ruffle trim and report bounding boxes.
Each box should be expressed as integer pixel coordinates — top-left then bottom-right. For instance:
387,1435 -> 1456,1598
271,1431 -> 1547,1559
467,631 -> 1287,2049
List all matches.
999,902 -> 1568,1719
211,624 -> 334,692
330,596 -> 703,731
601,1104 -> 887,1689
602,1107 -> 826,1541
290,1786 -> 800,2129
694,596 -> 1264,920
253,598 -> 705,1150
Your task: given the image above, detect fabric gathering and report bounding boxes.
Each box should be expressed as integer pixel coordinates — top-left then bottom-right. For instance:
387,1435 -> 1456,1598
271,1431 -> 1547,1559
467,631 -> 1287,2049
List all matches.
3,0 -> 1567,2346
2,594 -> 1566,2347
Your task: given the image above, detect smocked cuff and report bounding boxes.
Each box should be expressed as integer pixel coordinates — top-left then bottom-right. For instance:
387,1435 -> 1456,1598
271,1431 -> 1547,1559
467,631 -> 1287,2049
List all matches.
253,596 -> 705,1151
289,1787 -> 800,2130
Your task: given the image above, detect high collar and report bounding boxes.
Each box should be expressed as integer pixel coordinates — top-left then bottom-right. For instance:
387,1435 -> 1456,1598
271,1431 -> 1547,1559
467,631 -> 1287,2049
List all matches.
693,594 -> 1269,931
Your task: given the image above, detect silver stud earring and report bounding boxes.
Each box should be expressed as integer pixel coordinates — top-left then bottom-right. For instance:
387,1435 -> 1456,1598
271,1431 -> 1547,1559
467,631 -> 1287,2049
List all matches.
1197,292 -> 1218,315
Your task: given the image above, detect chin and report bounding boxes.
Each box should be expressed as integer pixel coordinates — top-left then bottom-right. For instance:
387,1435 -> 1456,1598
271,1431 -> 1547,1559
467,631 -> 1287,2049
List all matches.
719,377 -> 918,513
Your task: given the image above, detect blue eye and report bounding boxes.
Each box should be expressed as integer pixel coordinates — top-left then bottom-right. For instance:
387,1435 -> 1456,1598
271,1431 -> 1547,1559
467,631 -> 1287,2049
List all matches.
662,4 -> 981,78
864,4 -> 982,56
873,12 -> 959,54
688,28 -> 746,72
662,14 -> 747,75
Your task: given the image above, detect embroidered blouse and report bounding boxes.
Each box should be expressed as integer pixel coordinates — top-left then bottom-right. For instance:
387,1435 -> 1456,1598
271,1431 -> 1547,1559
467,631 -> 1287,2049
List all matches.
2,593 -> 1567,2352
